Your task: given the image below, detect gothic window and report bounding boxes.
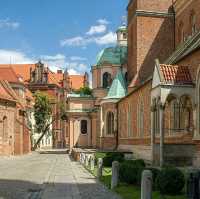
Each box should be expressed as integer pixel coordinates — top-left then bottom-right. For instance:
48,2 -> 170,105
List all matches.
3,116 -> 8,141
178,22 -> 185,43
190,11 -> 197,35
81,120 -> 87,134
137,102 -> 144,137
154,104 -> 160,135
170,99 -> 180,131
125,72 -> 128,84
106,112 -> 114,135
103,72 -> 112,88
180,97 -> 193,130
127,104 -> 132,137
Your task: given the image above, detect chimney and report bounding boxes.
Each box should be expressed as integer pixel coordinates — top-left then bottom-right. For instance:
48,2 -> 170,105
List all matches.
57,70 -> 63,74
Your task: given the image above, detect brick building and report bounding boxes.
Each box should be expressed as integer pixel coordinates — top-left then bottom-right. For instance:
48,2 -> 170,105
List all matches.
117,0 -> 200,167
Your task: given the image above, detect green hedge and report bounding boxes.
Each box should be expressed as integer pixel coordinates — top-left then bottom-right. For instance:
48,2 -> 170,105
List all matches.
156,167 -> 185,195
103,152 -> 125,167
119,160 -> 145,185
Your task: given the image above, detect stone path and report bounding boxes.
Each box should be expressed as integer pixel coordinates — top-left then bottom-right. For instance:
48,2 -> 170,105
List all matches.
0,152 -> 121,199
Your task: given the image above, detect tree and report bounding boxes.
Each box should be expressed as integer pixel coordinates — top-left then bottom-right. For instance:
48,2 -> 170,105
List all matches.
33,91 -> 67,150
74,86 -> 92,95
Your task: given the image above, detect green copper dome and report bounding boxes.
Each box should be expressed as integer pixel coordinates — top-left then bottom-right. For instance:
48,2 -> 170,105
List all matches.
104,69 -> 127,99
96,45 -> 127,66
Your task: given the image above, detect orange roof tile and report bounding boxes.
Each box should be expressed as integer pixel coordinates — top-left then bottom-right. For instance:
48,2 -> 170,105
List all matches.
160,64 -> 193,85
69,75 -> 85,90
0,64 -> 36,83
0,66 -> 23,84
0,80 -> 16,102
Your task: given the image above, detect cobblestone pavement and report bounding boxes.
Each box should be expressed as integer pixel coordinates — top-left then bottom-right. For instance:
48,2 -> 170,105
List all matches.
0,152 -> 121,199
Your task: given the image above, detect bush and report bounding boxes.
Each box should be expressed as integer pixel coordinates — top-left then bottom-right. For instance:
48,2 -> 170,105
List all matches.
148,168 -> 161,190
103,152 -> 125,167
156,167 -> 185,195
119,160 -> 145,185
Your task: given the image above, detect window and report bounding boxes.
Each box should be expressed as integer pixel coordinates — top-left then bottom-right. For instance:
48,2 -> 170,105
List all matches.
127,104 -> 132,137
106,112 -> 114,135
137,102 -> 144,137
190,11 -> 197,35
170,100 -> 180,131
103,72 -> 112,88
123,32 -> 127,39
3,116 -> 8,141
178,22 -> 185,43
154,105 -> 160,135
81,120 -> 87,134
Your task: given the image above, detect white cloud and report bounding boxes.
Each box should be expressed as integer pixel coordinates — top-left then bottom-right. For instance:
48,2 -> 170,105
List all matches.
60,36 -> 85,47
0,18 -> 20,29
70,56 -> 87,61
67,68 -> 80,75
95,32 -> 117,45
97,19 -> 109,25
41,54 -> 65,61
86,24 -> 106,35
61,31 -> 117,47
0,49 -> 34,63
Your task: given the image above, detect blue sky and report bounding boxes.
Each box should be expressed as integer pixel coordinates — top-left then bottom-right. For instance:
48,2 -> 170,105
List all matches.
0,0 -> 128,75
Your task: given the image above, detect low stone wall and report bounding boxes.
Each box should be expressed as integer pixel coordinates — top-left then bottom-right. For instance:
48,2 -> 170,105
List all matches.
70,148 -> 96,161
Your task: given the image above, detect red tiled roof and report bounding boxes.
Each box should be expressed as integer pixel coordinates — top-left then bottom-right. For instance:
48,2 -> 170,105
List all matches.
69,75 -> 85,90
0,80 -> 16,102
160,64 -> 193,84
0,66 -> 23,84
0,64 -> 36,83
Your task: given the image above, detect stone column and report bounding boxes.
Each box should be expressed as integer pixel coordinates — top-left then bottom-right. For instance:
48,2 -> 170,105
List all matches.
150,105 -> 155,165
97,158 -> 103,179
111,161 -> 119,189
159,104 -> 164,167
141,170 -> 152,199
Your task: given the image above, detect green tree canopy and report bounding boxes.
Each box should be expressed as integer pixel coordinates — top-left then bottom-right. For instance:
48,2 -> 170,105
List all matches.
74,86 -> 92,95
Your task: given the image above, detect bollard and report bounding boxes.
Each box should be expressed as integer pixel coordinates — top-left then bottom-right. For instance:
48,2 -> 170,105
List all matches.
85,155 -> 89,167
187,171 -> 200,199
141,170 -> 152,199
79,153 -> 82,163
97,158 -> 103,179
90,155 -> 95,171
111,161 -> 119,189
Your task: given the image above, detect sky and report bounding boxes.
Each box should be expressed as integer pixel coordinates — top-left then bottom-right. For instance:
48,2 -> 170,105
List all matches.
0,0 -> 129,77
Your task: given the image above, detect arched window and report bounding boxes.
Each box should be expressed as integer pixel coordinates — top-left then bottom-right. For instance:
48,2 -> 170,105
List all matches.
127,104 -> 132,137
178,22 -> 185,43
170,99 -> 180,131
81,120 -> 87,134
103,72 -> 112,88
106,112 -> 114,135
125,72 -> 128,84
180,96 -> 193,130
190,11 -> 196,35
137,102 -> 144,137
3,116 -> 7,141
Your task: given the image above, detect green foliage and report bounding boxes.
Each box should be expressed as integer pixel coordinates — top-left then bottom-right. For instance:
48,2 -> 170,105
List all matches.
34,91 -> 52,133
148,168 -> 161,190
119,160 -> 145,185
156,167 -> 185,195
103,152 -> 125,167
74,86 -> 92,95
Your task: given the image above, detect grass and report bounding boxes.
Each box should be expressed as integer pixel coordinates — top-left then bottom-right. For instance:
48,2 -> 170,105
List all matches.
92,152 -> 187,199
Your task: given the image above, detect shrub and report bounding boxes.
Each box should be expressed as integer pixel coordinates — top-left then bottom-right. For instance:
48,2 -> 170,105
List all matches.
103,152 -> 125,167
119,160 -> 145,185
148,168 -> 161,190
156,167 -> 185,195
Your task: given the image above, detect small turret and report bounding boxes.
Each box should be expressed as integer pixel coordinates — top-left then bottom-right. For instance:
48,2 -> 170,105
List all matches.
116,25 -> 127,46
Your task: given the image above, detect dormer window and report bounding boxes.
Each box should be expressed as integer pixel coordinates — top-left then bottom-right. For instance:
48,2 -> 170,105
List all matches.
123,32 -> 127,39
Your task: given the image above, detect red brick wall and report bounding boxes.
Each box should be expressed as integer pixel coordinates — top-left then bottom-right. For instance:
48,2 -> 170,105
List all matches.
118,81 -> 151,146
174,0 -> 200,46
127,0 -> 174,82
